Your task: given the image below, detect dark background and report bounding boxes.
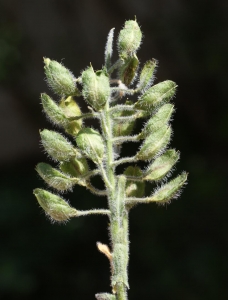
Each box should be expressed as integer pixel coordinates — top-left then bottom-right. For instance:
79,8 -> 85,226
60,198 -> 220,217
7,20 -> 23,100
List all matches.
0,0 -> 227,299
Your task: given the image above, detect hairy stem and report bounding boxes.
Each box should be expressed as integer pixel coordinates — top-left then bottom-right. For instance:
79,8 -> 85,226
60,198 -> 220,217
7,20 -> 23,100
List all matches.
100,102 -> 129,300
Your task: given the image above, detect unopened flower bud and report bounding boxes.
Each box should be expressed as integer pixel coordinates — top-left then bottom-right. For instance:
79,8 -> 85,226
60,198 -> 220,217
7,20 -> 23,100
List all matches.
59,96 -> 82,135
140,104 -> 174,138
124,166 -> 145,198
41,93 -> 67,126
113,103 -> 135,137
44,58 -> 77,97
40,129 -> 78,161
134,80 -> 177,111
143,149 -> 179,181
137,59 -> 157,91
60,157 -> 89,178
76,128 -> 104,163
118,20 -> 142,58
33,188 -> 77,222
36,163 -> 75,191
82,66 -> 110,111
119,54 -> 139,86
148,172 -> 188,204
136,125 -> 171,161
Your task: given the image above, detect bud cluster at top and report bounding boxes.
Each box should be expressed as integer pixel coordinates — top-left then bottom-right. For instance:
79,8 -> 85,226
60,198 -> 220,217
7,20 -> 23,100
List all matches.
34,19 -> 187,223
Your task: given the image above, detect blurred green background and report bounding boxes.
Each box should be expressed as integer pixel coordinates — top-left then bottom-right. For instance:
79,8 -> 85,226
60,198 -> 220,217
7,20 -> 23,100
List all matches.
0,0 -> 227,299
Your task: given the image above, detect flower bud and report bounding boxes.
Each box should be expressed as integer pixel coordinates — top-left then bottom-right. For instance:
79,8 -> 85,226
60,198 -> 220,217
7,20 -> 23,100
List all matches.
140,104 -> 174,138
41,93 -> 67,126
33,188 -> 77,222
118,20 -> 142,58
134,80 -> 177,111
44,58 -> 77,97
136,125 -> 171,161
40,129 -> 78,161
81,66 -> 110,111
36,163 -> 75,191
59,96 -> 82,135
137,59 -> 157,91
60,157 -> 89,178
124,166 -> 145,198
76,128 -> 104,163
119,54 -> 139,86
112,103 -> 135,137
143,149 -> 179,181
148,172 -> 188,204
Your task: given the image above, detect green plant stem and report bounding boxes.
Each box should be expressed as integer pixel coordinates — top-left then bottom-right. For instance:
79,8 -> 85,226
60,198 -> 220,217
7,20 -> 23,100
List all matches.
100,102 -> 129,300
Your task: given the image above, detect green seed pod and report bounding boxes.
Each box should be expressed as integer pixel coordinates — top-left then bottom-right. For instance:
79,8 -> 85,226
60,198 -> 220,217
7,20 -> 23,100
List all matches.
44,58 -> 77,97
36,163 -> 75,191
41,93 -> 67,126
134,80 -> 177,111
137,59 -> 157,91
140,104 -> 174,138
143,149 -> 179,181
59,96 -> 82,135
81,66 -> 110,111
118,20 -> 142,58
76,128 -> 104,163
60,157 -> 89,178
33,188 -> 77,222
40,129 -> 78,161
124,166 -> 145,198
136,125 -> 171,161
95,293 -> 116,300
119,54 -> 139,86
148,172 -> 188,204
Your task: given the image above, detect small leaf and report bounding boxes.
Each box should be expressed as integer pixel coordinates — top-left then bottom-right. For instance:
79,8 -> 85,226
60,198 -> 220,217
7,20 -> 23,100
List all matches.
134,80 -> 177,111
44,58 -> 77,97
40,129 -> 78,161
136,125 -> 171,161
124,166 -> 145,198
148,172 -> 188,204
140,104 -> 174,138
76,128 -> 105,163
119,54 -> 139,86
137,59 -> 157,91
143,149 -> 179,181
33,188 -> 77,222
36,163 -> 76,191
82,66 -> 110,111
117,20 -> 142,58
